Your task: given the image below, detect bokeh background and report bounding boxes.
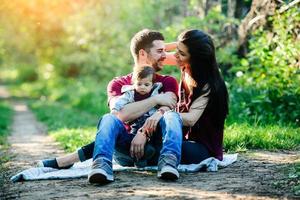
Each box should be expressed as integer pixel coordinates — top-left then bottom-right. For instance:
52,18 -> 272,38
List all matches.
0,0 -> 299,151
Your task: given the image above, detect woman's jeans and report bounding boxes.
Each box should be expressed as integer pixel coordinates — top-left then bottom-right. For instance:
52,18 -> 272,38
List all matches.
85,112 -> 182,165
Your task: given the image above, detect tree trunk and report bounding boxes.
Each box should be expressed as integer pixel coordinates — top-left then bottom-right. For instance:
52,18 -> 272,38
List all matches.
182,0 -> 189,17
197,0 -> 206,18
227,0 -> 236,18
237,0 -> 280,56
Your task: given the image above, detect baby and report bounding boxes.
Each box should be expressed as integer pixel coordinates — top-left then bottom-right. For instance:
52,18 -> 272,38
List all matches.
111,65 -> 162,167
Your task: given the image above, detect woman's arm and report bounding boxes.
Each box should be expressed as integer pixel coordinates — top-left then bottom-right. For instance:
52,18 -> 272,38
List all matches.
163,52 -> 178,66
180,90 -> 210,127
164,42 -> 178,66
165,42 -> 177,51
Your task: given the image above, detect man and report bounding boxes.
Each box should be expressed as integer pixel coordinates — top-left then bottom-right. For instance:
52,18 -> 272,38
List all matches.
88,29 -> 183,184
39,29 -> 183,183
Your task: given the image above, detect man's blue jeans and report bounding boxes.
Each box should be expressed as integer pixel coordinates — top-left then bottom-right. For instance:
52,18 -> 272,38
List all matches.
92,112 -> 183,165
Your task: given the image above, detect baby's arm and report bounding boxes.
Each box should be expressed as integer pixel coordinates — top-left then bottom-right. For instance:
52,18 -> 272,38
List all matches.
110,92 -> 134,120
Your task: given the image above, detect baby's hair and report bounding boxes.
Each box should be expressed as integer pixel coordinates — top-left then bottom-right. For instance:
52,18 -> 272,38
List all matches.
132,66 -> 156,83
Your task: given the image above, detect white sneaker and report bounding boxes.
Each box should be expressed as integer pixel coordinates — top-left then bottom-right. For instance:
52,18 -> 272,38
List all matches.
88,158 -> 114,184
157,165 -> 179,180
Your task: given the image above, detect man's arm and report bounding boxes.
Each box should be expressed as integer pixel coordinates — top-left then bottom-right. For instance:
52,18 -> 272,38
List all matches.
114,91 -> 177,123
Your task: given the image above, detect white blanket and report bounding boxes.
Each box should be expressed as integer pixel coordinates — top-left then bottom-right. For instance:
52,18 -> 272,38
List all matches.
11,154 -> 238,182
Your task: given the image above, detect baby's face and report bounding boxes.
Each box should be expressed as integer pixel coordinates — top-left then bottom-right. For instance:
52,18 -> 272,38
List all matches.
134,75 -> 153,95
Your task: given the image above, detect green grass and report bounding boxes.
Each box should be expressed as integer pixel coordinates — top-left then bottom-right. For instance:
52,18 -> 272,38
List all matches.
0,101 -> 13,191
224,123 -> 300,152
0,101 -> 13,146
29,98 -> 300,154
51,128 -> 96,152
29,100 -> 100,152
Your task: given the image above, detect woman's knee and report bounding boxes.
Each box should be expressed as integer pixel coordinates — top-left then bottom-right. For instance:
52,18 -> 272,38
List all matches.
181,141 -> 210,164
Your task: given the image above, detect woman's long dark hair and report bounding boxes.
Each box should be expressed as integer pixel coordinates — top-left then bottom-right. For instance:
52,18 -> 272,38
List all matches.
178,29 -> 229,130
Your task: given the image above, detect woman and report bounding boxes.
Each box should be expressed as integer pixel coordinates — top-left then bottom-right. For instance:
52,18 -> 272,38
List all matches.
40,29 -> 228,175
174,29 -> 228,164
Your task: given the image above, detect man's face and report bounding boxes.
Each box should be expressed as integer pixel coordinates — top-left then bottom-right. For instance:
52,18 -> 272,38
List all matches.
146,40 -> 166,72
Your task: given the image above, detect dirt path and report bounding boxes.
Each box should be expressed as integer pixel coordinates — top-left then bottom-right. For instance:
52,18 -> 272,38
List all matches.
1,86 -> 299,199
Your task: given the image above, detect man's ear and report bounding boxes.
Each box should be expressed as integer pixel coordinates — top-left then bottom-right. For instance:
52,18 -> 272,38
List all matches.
138,49 -> 147,58
138,49 -> 148,65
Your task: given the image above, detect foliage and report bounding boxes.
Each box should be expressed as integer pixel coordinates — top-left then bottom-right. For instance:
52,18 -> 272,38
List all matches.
0,101 -> 13,190
29,100 -> 99,130
0,101 -> 13,145
229,7 -> 300,125
162,6 -> 240,66
224,122 -> 300,152
1,1 -> 299,154
29,97 -> 300,153
29,100 -> 98,152
11,77 -> 109,115
51,128 -> 96,152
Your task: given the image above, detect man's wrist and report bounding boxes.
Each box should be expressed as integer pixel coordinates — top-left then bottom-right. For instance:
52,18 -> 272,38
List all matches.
141,131 -> 150,142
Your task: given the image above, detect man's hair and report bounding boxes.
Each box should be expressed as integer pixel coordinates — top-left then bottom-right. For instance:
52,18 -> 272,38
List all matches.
132,66 -> 156,83
130,29 -> 164,62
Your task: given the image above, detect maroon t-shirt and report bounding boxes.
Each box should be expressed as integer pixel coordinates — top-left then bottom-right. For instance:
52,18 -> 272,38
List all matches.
107,73 -> 178,105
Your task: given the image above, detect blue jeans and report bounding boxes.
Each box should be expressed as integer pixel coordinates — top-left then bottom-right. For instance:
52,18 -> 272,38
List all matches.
92,111 -> 183,165
158,111 -> 182,165
93,113 -> 133,161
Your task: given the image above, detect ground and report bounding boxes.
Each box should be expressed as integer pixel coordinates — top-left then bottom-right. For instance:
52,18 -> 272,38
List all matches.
0,86 -> 299,200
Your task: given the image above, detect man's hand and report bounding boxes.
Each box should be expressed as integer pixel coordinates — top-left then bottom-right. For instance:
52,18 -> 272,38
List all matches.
130,129 -> 147,160
154,93 -> 177,109
141,111 -> 163,136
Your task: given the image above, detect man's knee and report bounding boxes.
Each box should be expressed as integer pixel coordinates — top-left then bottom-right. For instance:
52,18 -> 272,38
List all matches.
161,111 -> 182,125
97,113 -> 122,129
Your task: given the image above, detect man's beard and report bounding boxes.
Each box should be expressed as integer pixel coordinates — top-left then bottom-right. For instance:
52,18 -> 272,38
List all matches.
152,62 -> 162,72
148,56 -> 163,72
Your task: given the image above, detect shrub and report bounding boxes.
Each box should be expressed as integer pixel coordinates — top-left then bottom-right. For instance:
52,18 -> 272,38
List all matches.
229,7 -> 300,126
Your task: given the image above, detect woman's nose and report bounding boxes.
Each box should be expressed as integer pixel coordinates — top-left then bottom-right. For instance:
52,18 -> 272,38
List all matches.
174,51 -> 179,58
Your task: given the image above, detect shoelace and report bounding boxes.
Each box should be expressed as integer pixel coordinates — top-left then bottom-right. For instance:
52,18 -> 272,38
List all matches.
92,158 -> 112,174
158,154 -> 177,170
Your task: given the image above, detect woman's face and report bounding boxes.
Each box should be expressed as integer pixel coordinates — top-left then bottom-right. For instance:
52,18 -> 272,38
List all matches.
175,42 -> 190,68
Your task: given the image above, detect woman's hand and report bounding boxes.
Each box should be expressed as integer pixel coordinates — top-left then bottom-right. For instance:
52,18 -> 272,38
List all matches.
141,111 -> 163,136
130,129 -> 147,160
